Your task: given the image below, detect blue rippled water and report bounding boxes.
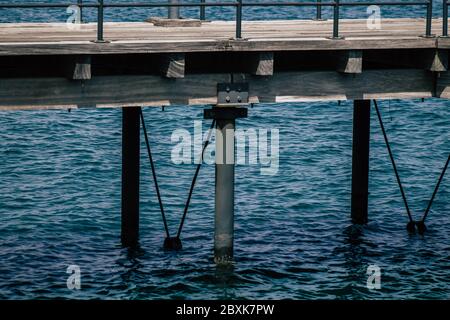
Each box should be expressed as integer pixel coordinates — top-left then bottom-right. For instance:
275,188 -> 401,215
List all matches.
0,1 -> 449,300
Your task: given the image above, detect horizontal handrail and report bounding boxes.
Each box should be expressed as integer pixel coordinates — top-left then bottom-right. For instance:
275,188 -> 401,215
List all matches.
0,1 -> 436,40
0,1 -> 430,8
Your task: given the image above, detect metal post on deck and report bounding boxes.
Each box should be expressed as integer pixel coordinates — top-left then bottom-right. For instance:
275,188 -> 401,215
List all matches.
332,0 -> 341,39
424,0 -> 433,37
315,0 -> 323,21
443,0 -> 449,37
96,0 -> 104,42
78,0 -> 83,23
351,100 -> 371,224
204,106 -> 248,263
168,0 -> 180,19
200,0 -> 206,21
121,107 -> 141,247
236,0 -> 243,39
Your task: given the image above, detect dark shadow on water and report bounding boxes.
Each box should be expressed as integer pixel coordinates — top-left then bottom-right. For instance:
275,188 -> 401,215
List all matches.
343,224 -> 365,246
117,245 -> 146,284
213,263 -> 239,299
125,245 -> 146,260
328,224 -> 375,298
341,224 -> 370,262
214,262 -> 235,281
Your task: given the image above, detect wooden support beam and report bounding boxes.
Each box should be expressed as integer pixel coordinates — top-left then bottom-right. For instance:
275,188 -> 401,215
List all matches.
424,49 -> 448,72
0,70 -> 434,110
435,70 -> 450,98
365,49 -> 448,72
159,53 -> 185,78
337,50 -> 363,74
250,52 -> 274,76
66,55 -> 91,80
244,69 -> 432,102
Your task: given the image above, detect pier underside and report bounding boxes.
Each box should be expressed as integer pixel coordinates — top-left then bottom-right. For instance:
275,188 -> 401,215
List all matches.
1,18 -> 448,257
1,18 -> 450,110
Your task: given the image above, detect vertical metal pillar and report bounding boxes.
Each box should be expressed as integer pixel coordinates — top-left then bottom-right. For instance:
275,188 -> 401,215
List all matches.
351,100 -> 371,224
204,106 -> 247,263
444,0 -> 449,37
236,0 -> 243,39
215,117 -> 236,263
168,0 -> 180,19
424,0 -> 433,37
97,0 -> 104,42
78,0 -> 83,23
200,0 -> 206,20
332,0 -> 340,39
121,107 -> 141,246
315,0 -> 323,20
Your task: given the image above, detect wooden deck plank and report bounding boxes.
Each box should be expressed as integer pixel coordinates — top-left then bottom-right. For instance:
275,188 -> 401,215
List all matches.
0,18 -> 446,55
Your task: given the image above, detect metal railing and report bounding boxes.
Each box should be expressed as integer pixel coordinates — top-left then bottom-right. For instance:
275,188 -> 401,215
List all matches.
0,1 -> 436,41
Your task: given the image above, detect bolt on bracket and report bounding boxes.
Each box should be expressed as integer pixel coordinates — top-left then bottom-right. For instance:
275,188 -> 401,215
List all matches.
217,83 -> 249,106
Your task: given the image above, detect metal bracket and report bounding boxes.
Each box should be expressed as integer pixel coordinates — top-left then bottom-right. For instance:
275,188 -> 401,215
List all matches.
217,83 -> 249,106
204,107 -> 248,120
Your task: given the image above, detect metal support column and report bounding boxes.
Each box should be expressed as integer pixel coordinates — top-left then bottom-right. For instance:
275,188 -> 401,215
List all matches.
168,0 -> 180,19
121,107 -> 141,246
204,106 -> 247,263
351,100 -> 371,224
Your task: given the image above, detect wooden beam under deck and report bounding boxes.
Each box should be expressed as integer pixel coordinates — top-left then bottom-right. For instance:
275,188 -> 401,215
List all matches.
337,50 -> 363,74
159,53 -> 185,78
0,70 -> 433,110
435,71 -> 450,98
65,55 -> 92,80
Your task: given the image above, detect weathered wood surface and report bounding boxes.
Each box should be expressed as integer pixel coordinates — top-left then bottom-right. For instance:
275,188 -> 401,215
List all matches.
0,18 -> 446,55
337,50 -> 363,74
0,70 -> 433,110
251,52 -> 274,76
66,55 -> 91,80
159,53 -> 185,78
424,49 -> 448,72
145,17 -> 202,27
436,71 -> 450,98
0,18 -> 448,110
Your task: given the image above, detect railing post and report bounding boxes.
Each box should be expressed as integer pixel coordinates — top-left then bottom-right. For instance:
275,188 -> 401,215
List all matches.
444,0 -> 449,37
97,0 -> 104,42
78,0 -> 83,23
200,0 -> 206,21
332,0 -> 341,39
236,0 -> 243,39
424,0 -> 433,37
168,0 -> 180,19
316,0 -> 323,20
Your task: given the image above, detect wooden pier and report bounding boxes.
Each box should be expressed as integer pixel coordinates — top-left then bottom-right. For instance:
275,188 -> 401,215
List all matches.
0,16 -> 449,261
2,18 -> 450,109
